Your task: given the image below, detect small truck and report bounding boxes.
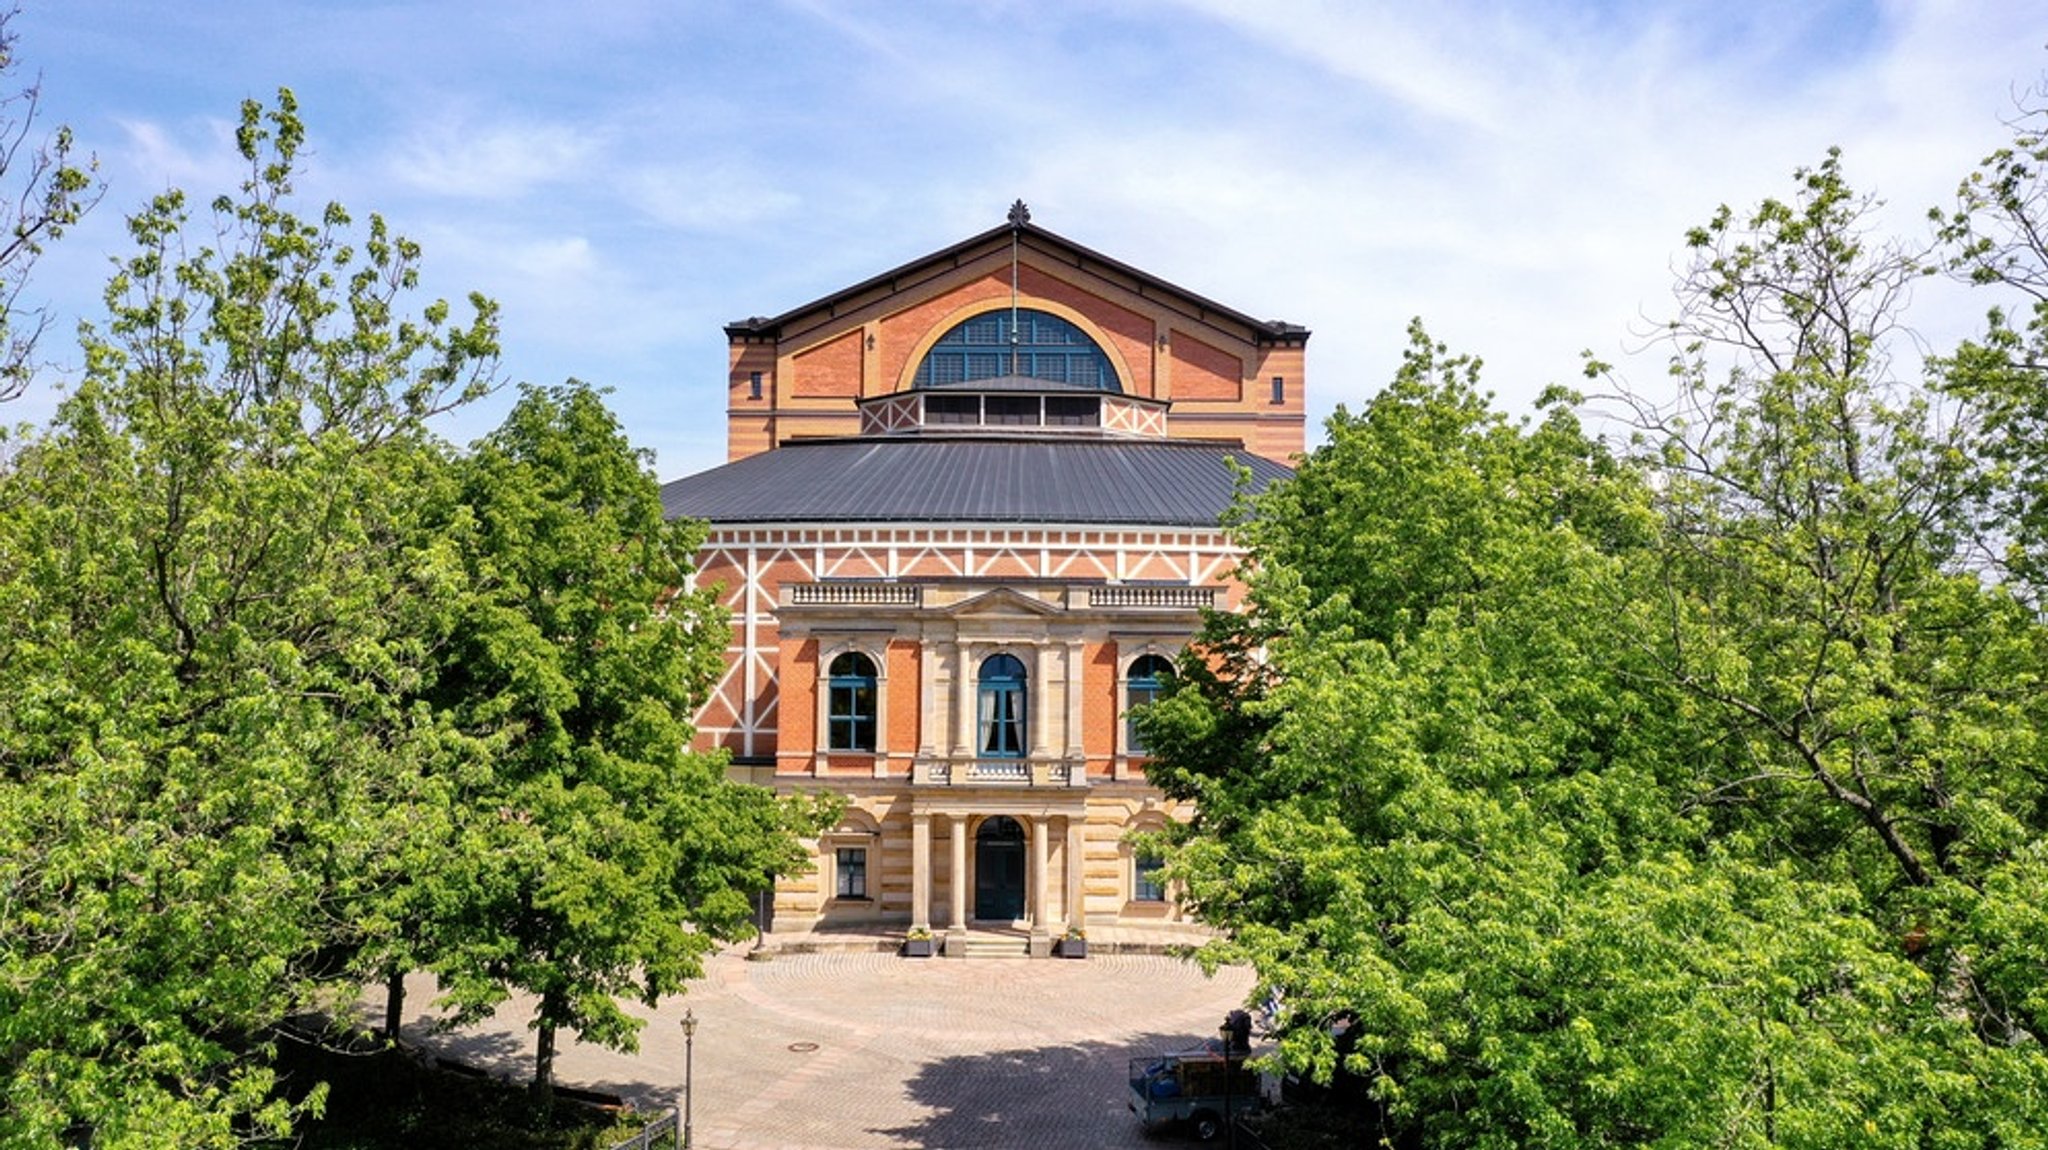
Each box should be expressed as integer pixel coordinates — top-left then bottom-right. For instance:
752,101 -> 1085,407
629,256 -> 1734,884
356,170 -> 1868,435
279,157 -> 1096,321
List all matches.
1128,1042 -> 1263,1141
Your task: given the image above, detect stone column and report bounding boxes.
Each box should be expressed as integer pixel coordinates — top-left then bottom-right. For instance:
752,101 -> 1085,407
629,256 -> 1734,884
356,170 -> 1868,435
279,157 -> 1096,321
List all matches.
918,642 -> 938,757
1065,638 -> 1086,762
1065,817 -> 1087,927
813,647 -> 831,775
872,643 -> 890,780
954,641 -> 976,758
947,815 -> 970,959
1029,643 -> 1052,758
950,816 -> 969,928
911,813 -> 931,931
1028,816 -> 1051,956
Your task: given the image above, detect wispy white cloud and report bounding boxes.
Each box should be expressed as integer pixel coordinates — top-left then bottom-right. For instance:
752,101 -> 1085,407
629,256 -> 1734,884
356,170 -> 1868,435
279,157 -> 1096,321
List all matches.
620,164 -> 802,232
20,0 -> 2048,477
114,116 -> 246,197
386,116 -> 600,199
1168,0 -> 1518,132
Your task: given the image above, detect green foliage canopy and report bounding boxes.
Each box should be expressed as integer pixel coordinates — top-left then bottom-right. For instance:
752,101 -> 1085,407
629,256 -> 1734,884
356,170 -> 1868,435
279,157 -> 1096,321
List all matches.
422,382 -> 831,1089
0,90 -> 497,1146
0,91 -> 825,1145
1144,137 -> 2048,1145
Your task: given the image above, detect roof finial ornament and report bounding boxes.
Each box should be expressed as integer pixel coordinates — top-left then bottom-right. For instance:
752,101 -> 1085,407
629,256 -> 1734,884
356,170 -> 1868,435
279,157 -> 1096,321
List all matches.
1007,199 -> 1031,228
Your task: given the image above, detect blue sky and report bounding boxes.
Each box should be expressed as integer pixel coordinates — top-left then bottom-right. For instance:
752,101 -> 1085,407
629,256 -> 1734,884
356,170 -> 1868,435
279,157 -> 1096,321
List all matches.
15,1 -> 2047,478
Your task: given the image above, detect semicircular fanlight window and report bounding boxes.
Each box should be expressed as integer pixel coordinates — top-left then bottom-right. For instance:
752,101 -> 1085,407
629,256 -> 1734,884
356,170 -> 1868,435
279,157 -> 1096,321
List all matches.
913,308 -> 1120,392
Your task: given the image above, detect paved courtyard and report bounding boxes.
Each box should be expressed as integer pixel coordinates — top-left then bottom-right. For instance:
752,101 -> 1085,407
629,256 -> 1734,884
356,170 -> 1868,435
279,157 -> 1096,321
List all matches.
397,948 -> 1257,1149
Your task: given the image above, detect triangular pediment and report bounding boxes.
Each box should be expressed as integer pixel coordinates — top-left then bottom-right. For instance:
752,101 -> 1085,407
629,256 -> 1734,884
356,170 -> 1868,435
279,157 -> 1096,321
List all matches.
939,587 -> 1063,619
727,220 -> 1307,349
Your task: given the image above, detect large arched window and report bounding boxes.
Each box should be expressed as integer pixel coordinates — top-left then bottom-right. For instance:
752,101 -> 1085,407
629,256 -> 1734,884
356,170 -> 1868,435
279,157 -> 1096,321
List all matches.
977,653 -> 1028,758
828,651 -> 878,752
913,308 -> 1120,392
1125,654 -> 1174,756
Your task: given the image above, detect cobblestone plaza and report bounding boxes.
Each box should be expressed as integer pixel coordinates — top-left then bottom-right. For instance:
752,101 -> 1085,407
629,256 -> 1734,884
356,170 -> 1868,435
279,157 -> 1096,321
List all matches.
401,948 -> 1256,1149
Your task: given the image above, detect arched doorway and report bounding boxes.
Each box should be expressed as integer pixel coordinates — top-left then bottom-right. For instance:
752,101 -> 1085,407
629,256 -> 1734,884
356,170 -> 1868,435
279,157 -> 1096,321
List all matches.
974,815 -> 1026,921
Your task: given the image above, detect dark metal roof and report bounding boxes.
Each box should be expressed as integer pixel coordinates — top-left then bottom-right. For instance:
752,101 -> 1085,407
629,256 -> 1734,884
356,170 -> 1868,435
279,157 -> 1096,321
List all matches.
724,220 -> 1310,347
661,437 -> 1292,527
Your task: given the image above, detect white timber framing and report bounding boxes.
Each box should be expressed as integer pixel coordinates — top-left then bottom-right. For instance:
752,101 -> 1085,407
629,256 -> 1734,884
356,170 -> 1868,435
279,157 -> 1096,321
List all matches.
691,522 -> 1242,753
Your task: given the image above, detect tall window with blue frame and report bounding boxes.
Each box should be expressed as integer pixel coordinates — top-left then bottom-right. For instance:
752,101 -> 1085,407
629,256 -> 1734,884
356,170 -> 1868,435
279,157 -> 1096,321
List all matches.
1134,852 -> 1167,902
913,308 -> 1121,391
977,653 -> 1028,758
1125,654 -> 1174,756
828,652 -> 878,752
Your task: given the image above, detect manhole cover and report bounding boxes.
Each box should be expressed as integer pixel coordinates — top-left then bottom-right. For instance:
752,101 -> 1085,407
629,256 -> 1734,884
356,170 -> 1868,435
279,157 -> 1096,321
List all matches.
788,1042 -> 819,1053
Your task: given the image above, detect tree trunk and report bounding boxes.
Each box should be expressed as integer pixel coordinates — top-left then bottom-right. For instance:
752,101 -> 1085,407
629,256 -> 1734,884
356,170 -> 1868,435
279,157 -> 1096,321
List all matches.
534,1018 -> 556,1092
384,969 -> 405,1043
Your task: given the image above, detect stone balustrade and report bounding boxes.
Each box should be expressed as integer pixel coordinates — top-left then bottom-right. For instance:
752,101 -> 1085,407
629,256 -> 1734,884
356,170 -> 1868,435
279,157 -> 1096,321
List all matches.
1087,584 -> 1216,610
912,755 -> 1086,788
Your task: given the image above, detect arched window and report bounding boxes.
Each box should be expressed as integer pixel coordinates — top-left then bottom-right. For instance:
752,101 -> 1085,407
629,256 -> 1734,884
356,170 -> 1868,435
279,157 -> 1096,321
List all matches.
827,652 -> 878,752
977,653 -> 1028,758
913,308 -> 1121,392
1125,654 -> 1174,756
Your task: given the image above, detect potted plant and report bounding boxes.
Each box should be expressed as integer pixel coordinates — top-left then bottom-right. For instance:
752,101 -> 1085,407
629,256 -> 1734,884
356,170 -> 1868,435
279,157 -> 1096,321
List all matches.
1060,925 -> 1087,958
903,926 -> 935,958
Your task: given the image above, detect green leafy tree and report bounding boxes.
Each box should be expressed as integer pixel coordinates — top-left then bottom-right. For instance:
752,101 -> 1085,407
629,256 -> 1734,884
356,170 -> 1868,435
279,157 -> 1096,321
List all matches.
1935,83 -> 2048,604
1634,150 -> 2048,1059
0,90 -> 496,1146
0,9 -> 101,401
1148,295 -> 2048,1144
421,381 -> 833,1092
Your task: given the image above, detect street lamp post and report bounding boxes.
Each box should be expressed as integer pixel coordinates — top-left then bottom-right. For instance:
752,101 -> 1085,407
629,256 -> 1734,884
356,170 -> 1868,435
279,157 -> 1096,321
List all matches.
1219,1010 -> 1252,1150
680,1009 -> 697,1149
1217,1018 -> 1234,1150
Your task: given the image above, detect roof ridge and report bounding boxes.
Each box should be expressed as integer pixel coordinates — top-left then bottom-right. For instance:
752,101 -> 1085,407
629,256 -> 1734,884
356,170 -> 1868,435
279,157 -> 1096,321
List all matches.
725,219 -> 1309,346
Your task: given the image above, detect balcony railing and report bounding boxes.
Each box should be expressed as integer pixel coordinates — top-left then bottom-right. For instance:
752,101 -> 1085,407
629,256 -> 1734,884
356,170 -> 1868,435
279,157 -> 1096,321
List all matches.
786,582 -> 921,607
1087,585 -> 1216,610
912,755 -> 1087,788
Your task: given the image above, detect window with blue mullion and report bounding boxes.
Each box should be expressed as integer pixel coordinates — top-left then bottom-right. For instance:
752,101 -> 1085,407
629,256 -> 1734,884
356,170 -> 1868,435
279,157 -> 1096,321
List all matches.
914,308 -> 1119,392
1134,854 -> 1167,902
1125,654 -> 1174,755
977,653 -> 1028,758
828,652 -> 878,752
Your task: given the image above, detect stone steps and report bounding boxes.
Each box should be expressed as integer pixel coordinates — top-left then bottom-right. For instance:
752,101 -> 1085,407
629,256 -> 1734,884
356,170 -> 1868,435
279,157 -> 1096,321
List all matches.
949,930 -> 1031,959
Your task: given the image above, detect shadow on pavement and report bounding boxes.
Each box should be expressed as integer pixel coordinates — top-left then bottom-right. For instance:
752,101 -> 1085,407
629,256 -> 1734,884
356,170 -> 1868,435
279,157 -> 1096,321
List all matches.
415,1023 -> 531,1077
416,1024 -> 674,1109
874,1030 -> 1209,1148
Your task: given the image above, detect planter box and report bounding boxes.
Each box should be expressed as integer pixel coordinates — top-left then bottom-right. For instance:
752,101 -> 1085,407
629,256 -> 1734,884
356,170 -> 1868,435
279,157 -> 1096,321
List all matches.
903,938 -> 935,958
1060,937 -> 1088,958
